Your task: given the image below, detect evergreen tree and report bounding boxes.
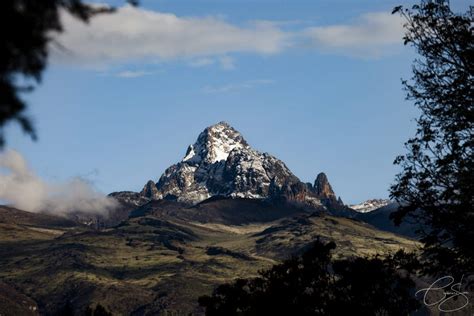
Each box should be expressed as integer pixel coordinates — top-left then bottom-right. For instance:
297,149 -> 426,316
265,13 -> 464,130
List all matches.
390,1 -> 474,276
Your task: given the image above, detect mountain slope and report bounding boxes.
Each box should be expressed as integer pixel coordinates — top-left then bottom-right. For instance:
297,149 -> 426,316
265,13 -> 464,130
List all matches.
0,205 -> 78,228
355,202 -> 423,238
0,281 -> 38,316
0,201 -> 419,315
130,197 -> 317,225
0,206 -> 80,242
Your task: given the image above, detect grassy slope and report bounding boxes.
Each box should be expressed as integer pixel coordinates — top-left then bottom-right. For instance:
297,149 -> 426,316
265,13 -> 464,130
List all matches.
0,204 -> 420,315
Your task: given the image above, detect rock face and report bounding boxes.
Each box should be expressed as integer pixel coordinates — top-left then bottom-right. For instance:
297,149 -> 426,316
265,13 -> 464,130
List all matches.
113,122 -> 345,211
108,191 -> 151,208
153,122 -> 310,204
141,180 -> 160,199
306,172 -> 346,211
313,173 -> 336,199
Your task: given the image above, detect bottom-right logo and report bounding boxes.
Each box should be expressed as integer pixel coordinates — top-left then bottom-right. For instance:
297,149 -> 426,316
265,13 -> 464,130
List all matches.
416,275 -> 471,312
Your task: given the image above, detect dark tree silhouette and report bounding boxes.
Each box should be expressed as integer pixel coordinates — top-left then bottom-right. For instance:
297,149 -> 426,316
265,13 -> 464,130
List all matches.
199,239 -> 419,316
85,303 -> 113,316
54,301 -> 74,316
390,2 -> 474,277
0,0 -> 137,148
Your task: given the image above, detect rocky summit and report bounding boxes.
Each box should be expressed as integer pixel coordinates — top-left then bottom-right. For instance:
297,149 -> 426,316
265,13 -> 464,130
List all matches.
129,122 -> 345,211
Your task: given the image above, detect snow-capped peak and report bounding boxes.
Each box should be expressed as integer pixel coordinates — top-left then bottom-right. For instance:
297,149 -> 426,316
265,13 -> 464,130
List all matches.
182,121 -> 249,164
350,199 -> 391,213
140,121 -> 344,209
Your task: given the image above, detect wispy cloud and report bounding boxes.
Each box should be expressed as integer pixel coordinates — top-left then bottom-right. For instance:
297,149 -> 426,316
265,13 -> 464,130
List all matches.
188,56 -> 235,70
116,70 -> 153,78
202,79 -> 275,93
303,12 -> 404,57
51,6 -> 405,67
189,57 -> 215,68
52,5 -> 288,66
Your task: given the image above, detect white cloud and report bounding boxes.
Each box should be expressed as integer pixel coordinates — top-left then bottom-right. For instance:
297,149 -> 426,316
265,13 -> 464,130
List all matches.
50,7 -> 405,67
0,150 -> 117,215
304,12 -> 404,57
202,79 -> 275,93
51,5 -> 288,65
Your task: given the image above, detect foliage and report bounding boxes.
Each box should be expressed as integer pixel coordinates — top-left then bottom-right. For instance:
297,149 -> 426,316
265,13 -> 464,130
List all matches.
199,239 -> 419,316
0,0 -> 136,147
390,2 -> 474,276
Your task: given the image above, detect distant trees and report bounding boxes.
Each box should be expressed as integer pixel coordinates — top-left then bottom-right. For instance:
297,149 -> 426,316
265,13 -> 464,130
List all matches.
199,239 -> 419,316
390,2 -> 474,276
0,1 -> 137,148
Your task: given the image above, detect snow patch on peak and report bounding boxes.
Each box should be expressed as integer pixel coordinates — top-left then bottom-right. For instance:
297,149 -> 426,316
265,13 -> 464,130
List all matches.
350,199 -> 391,213
182,122 -> 249,164
151,121 -> 343,207
183,145 -> 196,162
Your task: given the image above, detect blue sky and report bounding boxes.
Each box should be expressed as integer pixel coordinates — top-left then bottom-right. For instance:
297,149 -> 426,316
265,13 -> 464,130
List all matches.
4,0 -> 471,204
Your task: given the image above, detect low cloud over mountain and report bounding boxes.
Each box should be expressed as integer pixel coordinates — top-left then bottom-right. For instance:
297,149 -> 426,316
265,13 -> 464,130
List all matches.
0,149 -> 117,215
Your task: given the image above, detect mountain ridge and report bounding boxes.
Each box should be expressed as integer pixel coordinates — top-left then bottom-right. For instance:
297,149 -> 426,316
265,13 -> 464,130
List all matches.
350,199 -> 391,213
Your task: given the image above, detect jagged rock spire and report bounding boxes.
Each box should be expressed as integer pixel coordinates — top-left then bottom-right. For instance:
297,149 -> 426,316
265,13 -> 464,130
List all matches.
313,172 -> 336,199
337,196 -> 344,205
140,180 -> 159,199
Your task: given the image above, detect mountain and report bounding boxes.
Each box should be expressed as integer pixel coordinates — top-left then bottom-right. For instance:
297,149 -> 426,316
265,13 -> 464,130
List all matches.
154,121 -> 308,204
113,122 -> 346,213
0,122 -> 424,314
350,199 -> 391,213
